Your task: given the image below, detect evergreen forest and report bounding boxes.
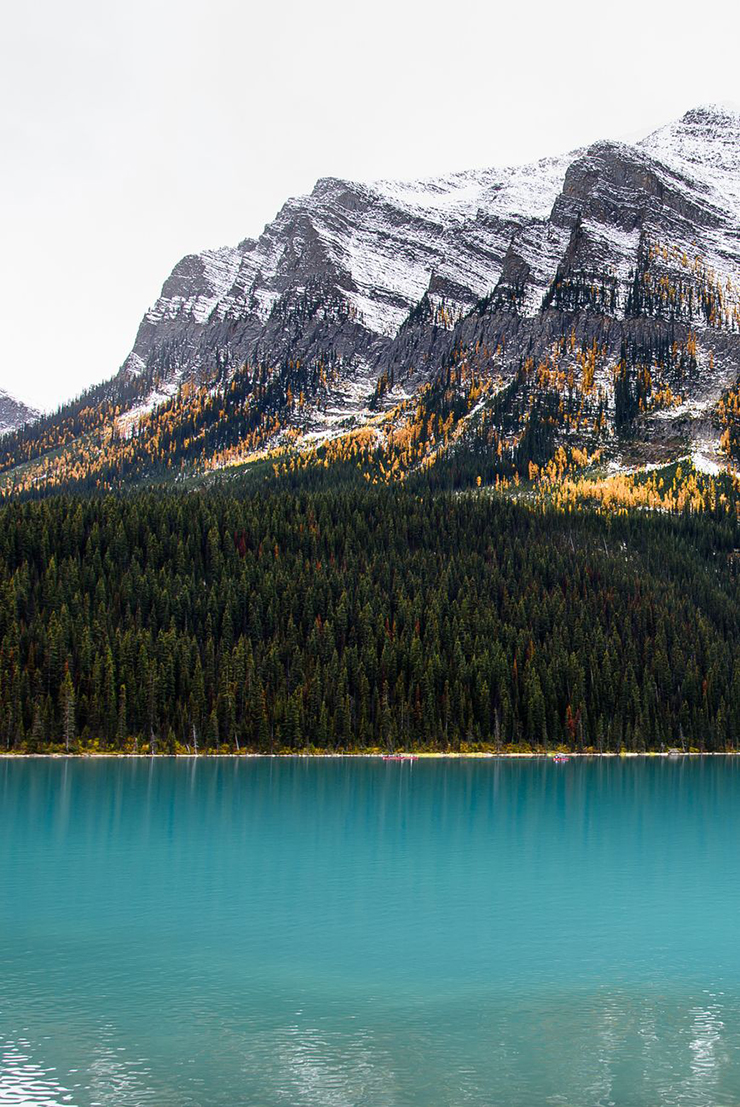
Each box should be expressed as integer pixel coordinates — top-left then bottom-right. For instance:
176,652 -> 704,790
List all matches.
1,484 -> 739,754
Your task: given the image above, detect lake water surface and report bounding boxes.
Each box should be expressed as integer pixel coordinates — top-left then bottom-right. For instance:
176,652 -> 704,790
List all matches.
2,758 -> 740,1106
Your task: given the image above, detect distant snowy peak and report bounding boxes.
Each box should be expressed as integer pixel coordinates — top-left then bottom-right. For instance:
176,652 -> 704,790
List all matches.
0,390 -> 39,436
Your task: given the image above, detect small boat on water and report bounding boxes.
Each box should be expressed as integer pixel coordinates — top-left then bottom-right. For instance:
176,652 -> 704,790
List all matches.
382,754 -> 418,761
552,754 -> 570,763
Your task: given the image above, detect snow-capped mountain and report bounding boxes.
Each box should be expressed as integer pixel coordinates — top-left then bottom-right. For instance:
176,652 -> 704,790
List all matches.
3,104 -> 740,494
0,390 -> 39,436
122,105 -> 740,350
115,105 -> 740,440
120,148 -> 579,382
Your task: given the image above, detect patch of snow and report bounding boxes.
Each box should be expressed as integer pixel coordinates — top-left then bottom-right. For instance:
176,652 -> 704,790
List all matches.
116,375 -> 182,437
146,246 -> 242,326
640,105 -> 740,219
583,220 -> 642,280
609,457 -> 687,477
250,285 -> 279,319
122,352 -> 146,376
371,151 -> 576,223
653,396 -> 717,420
692,450 -> 722,475
511,223 -> 569,313
349,290 -> 410,337
484,154 -> 581,221
466,398 -> 488,420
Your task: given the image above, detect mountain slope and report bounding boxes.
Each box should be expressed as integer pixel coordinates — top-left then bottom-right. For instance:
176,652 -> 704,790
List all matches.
0,390 -> 39,436
3,104 -> 740,496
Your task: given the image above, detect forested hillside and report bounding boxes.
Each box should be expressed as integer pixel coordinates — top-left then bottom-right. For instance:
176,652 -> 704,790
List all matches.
1,486 -> 739,754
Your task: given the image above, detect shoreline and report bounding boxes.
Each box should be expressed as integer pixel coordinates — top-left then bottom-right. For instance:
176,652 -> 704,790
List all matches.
0,750 -> 737,760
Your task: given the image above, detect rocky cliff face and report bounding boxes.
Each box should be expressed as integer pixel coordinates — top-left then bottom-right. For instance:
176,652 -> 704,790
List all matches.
112,106 -> 740,466
120,150 -> 576,384
0,390 -> 39,436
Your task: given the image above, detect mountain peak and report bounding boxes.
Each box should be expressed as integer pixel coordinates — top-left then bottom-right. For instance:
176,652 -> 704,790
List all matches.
641,102 -> 740,149
638,102 -> 740,210
680,102 -> 740,127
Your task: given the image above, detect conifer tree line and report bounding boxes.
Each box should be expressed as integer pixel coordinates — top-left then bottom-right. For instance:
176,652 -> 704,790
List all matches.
0,487 -> 739,753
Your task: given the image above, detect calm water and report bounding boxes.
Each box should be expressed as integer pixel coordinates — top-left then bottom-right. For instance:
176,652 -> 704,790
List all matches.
2,758 -> 740,1107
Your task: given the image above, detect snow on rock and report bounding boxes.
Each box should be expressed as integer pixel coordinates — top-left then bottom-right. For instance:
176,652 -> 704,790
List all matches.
112,103 -> 740,457
116,375 -> 182,438
119,149 -> 581,382
0,389 -> 40,436
692,450 -> 722,475
640,105 -> 740,216
370,151 -> 576,222
639,105 -> 740,308
145,246 -> 242,326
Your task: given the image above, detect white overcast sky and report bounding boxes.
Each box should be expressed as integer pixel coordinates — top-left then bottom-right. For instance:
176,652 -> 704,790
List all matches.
2,0 -> 739,410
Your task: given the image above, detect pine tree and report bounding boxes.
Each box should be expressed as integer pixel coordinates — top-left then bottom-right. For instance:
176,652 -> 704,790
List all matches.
60,665 -> 75,753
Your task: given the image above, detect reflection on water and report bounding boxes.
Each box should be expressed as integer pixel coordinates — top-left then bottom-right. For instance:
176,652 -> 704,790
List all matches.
2,758 -> 740,1106
0,1038 -> 73,1106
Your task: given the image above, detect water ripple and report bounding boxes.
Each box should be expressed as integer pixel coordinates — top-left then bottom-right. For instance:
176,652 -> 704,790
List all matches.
3,759 -> 740,1106
0,1040 -> 74,1106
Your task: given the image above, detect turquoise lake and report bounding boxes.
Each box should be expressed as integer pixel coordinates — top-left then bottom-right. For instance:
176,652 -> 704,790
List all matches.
2,758 -> 740,1106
